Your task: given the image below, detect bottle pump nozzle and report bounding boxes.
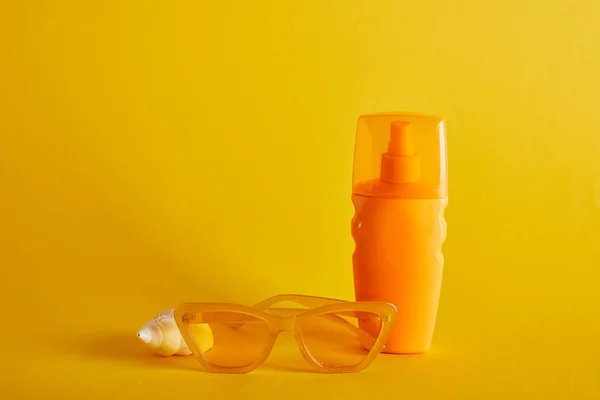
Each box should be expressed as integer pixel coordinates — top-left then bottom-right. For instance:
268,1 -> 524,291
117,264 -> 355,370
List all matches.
380,120 -> 421,183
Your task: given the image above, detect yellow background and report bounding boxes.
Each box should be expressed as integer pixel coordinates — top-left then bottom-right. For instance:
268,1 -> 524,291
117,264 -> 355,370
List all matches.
1,0 -> 599,398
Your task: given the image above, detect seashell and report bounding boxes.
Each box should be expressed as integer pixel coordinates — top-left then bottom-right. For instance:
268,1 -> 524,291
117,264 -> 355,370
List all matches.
137,308 -> 213,356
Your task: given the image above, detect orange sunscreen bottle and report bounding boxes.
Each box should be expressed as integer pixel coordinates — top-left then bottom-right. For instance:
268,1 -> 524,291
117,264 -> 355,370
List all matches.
351,113 -> 448,354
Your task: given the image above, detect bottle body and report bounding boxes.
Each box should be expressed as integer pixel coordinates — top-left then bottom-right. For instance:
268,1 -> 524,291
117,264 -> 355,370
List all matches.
351,194 -> 447,354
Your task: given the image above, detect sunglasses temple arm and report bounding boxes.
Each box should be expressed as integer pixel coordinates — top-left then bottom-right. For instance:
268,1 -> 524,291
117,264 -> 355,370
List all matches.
319,314 -> 378,350
253,294 -> 349,310
253,295 -> 378,349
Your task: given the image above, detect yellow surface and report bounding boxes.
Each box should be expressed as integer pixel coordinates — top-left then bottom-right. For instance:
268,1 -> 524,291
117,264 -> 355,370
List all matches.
1,1 -> 599,398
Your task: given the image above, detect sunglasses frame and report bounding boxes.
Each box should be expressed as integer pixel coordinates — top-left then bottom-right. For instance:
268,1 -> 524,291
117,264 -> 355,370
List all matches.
173,294 -> 397,374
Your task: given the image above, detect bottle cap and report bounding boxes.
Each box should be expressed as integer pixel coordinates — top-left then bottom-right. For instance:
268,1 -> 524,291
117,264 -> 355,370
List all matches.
352,112 -> 447,199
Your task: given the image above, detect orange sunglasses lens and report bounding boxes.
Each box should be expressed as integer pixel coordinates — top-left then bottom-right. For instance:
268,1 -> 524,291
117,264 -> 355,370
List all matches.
298,311 -> 383,368
187,311 -> 271,368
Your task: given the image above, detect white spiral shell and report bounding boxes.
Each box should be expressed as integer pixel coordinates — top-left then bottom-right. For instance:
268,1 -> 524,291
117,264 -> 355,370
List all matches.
137,308 -> 213,356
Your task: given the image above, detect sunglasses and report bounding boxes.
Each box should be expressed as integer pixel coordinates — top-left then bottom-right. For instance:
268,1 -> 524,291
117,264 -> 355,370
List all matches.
173,294 -> 397,373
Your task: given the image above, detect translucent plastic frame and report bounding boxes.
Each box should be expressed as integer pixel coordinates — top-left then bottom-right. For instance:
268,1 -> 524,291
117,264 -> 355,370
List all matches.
173,294 -> 398,373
